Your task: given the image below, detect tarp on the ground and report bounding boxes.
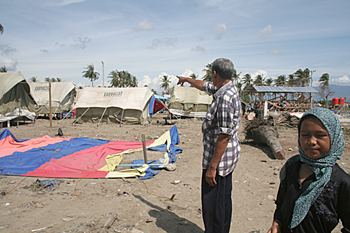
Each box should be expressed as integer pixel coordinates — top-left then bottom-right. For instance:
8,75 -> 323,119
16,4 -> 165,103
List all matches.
0,125 -> 181,179
28,81 -> 76,114
0,108 -> 35,123
73,87 -> 154,124
0,71 -> 38,117
168,86 -> 213,118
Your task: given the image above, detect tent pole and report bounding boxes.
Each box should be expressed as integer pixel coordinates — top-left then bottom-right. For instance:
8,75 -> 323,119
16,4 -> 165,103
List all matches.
120,109 -> 125,127
97,107 -> 108,127
141,134 -> 148,164
58,107 -> 75,124
73,107 -> 90,125
49,81 -> 52,128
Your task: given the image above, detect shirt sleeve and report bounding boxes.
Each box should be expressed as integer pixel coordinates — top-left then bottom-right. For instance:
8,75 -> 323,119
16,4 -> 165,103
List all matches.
216,90 -> 241,136
273,179 -> 287,226
203,82 -> 217,96
339,175 -> 350,232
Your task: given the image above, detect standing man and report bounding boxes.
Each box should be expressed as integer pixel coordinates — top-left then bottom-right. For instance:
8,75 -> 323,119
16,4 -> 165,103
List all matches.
177,58 -> 241,233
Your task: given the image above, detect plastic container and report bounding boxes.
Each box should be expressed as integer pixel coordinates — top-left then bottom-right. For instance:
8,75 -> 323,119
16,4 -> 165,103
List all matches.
340,97 -> 345,105
332,97 -> 340,105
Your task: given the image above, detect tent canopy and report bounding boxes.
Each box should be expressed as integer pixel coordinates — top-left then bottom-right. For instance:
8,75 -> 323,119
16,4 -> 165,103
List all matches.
0,71 -> 37,116
74,87 -> 154,124
28,81 -> 76,114
168,86 -> 213,117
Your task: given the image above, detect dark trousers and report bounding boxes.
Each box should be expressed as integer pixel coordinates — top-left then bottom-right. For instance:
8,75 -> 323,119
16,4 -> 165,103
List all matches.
201,169 -> 233,233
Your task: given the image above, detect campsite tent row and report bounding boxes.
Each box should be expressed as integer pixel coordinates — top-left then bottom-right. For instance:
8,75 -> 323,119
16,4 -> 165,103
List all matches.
2,71 -> 211,125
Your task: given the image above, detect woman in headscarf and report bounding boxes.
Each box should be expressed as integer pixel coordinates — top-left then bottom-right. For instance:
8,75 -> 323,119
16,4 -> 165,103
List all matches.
267,107 -> 350,233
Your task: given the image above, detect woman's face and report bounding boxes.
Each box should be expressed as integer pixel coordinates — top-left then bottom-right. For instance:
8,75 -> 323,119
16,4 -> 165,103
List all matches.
299,116 -> 331,160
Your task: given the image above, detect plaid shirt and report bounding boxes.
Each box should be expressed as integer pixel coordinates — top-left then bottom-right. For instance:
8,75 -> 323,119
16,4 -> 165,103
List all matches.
202,81 -> 241,176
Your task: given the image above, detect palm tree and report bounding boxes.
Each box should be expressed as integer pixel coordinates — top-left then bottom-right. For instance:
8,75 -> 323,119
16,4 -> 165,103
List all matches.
202,63 -> 212,82
265,78 -> 273,86
82,64 -> 99,87
287,74 -> 296,86
109,70 -> 119,87
45,77 -> 61,82
319,73 -> 329,87
131,76 -> 138,87
232,70 -> 241,85
242,74 -> 253,89
294,68 -> 310,86
275,75 -> 286,86
0,23 -> 4,35
190,73 -> 197,80
253,74 -> 265,86
109,70 -> 138,88
318,73 -> 333,108
160,75 -> 171,93
0,65 -> 7,72
29,76 -> 38,82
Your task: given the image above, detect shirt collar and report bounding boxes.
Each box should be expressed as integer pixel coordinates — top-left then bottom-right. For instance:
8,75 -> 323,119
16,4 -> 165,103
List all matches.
214,81 -> 234,99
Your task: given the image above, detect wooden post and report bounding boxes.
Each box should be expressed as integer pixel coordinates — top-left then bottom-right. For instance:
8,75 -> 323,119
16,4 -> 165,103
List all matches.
49,80 -> 52,127
141,134 -> 148,165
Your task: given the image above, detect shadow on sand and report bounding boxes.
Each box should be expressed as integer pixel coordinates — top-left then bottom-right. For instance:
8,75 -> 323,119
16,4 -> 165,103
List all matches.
133,194 -> 203,233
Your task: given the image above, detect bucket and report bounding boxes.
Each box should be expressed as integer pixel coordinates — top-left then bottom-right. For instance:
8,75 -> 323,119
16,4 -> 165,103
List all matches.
340,97 -> 345,105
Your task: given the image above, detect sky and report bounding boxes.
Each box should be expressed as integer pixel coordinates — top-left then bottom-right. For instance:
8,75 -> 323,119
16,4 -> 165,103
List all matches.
1,0 -> 350,93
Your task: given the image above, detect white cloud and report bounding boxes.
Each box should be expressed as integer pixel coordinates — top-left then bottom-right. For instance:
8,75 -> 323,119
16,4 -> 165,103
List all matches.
147,37 -> 178,49
47,0 -> 86,7
139,75 -> 152,87
138,69 -> 195,94
267,49 -> 281,55
191,46 -> 206,53
133,20 -> 154,32
215,23 -> 226,40
252,69 -> 268,78
258,25 -> 273,39
330,75 -> 350,86
73,36 -> 92,49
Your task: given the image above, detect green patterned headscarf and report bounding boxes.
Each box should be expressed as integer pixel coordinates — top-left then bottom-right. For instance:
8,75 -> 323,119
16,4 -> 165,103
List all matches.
280,107 -> 345,229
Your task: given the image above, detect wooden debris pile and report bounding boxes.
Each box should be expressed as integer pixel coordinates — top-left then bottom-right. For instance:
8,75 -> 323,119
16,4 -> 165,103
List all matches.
244,118 -> 285,160
267,112 -> 300,128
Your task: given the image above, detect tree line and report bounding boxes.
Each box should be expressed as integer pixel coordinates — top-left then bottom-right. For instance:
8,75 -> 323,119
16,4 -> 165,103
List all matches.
0,57 -> 332,104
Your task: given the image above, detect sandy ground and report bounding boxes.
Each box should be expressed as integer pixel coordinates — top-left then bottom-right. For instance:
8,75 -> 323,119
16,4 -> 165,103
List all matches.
0,113 -> 349,233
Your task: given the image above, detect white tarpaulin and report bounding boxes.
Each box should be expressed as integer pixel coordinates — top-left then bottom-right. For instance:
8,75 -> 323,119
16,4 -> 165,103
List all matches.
28,82 -> 76,114
73,87 -> 154,124
0,108 -> 35,123
168,86 -> 213,118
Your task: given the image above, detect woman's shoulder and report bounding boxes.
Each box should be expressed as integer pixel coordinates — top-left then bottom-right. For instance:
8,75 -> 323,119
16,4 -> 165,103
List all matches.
331,164 -> 350,188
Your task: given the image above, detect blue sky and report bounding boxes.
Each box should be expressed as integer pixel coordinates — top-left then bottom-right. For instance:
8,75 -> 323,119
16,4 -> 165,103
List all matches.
1,0 -> 350,93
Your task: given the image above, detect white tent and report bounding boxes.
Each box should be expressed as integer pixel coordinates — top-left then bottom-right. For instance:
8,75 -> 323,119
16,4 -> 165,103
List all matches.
168,86 -> 213,118
28,81 -> 76,114
0,72 -> 37,123
73,87 -> 154,124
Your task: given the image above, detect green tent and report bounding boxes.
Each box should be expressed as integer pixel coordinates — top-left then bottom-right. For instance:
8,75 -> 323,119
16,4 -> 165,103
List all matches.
0,71 -> 38,116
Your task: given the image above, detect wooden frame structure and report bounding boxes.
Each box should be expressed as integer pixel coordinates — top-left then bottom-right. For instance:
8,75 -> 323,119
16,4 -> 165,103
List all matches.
245,86 -> 319,112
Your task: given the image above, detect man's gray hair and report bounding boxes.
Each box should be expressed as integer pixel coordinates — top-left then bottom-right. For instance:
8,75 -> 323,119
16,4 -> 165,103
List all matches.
212,58 -> 234,80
